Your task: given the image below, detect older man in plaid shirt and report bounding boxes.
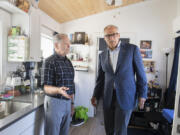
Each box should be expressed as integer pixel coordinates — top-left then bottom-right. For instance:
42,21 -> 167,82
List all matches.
43,33 -> 75,135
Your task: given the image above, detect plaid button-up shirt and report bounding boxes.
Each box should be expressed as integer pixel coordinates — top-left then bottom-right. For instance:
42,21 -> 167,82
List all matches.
44,53 -> 75,96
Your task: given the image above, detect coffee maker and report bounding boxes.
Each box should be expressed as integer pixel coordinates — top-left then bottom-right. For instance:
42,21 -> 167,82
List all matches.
23,60 -> 44,90
35,61 -> 44,88
23,62 -> 35,91
23,62 -> 35,80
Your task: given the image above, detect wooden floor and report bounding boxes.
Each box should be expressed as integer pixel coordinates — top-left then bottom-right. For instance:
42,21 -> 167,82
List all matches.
69,103 -> 161,135
68,106 -> 157,135
69,102 -> 106,135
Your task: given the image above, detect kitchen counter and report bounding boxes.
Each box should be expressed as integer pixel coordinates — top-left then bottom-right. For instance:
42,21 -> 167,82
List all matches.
0,93 -> 45,131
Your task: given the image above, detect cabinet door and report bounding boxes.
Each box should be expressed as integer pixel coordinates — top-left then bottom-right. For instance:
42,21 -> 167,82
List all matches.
29,8 -> 41,62
0,107 -> 45,135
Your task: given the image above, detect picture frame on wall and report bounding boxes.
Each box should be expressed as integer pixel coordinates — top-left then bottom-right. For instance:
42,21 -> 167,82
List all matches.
143,60 -> 155,73
140,49 -> 152,59
85,34 -> 89,44
69,33 -> 74,44
74,32 -> 86,44
140,40 -> 152,49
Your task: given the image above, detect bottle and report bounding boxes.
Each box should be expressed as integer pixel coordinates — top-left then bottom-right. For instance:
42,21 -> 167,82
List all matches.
153,71 -> 160,88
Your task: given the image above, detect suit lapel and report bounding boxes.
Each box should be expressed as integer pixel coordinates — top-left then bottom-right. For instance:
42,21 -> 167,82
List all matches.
104,50 -> 114,74
115,42 -> 126,74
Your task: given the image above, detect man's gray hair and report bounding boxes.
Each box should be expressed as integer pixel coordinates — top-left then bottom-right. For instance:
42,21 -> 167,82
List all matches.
104,25 -> 119,33
53,33 -> 68,44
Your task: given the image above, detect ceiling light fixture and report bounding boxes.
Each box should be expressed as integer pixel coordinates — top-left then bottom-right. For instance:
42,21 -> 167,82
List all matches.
30,0 -> 39,8
105,0 -> 123,6
105,0 -> 113,5
115,0 -> 123,6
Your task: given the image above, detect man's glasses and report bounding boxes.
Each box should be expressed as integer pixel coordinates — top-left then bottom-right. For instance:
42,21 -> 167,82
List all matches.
104,33 -> 119,38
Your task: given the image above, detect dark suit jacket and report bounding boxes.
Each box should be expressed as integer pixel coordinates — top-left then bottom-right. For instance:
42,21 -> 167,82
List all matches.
93,42 -> 148,110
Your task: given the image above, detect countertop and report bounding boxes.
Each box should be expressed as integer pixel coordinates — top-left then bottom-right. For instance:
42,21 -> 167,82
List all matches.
0,93 -> 45,131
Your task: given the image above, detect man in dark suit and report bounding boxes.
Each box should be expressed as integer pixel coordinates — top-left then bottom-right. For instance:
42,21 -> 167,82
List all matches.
91,25 -> 147,135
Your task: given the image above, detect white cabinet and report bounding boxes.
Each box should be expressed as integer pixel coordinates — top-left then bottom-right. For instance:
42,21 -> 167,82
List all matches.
0,0 -> 28,15
0,1 -> 30,37
29,8 -> 41,62
0,106 -> 44,135
0,1 -> 41,62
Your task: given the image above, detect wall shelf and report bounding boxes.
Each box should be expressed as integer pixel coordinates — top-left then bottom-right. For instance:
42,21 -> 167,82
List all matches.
68,43 -> 90,72
74,67 -> 89,72
71,60 -> 88,63
71,44 -> 89,46
0,1 -> 28,16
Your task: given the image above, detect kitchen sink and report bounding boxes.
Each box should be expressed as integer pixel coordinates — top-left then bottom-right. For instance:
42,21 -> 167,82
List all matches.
0,101 -> 31,119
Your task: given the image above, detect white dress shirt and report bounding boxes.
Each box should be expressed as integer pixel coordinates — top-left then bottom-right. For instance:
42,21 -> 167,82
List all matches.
109,41 -> 121,72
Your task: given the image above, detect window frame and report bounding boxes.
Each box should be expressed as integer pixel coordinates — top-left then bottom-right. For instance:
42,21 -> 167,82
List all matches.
40,33 -> 54,59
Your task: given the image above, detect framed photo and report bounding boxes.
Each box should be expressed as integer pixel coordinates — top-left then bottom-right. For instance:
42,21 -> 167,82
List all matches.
69,33 -> 74,44
74,32 -> 86,44
140,40 -> 152,49
143,60 -> 155,73
140,49 -> 152,59
85,34 -> 88,44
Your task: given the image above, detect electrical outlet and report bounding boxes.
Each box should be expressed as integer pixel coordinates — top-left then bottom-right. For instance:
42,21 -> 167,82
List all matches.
177,125 -> 180,133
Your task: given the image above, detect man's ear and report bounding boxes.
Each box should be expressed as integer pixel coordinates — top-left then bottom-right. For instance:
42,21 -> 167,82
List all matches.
118,33 -> 120,38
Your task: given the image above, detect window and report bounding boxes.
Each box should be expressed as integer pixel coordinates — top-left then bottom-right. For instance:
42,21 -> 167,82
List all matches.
41,33 -> 54,59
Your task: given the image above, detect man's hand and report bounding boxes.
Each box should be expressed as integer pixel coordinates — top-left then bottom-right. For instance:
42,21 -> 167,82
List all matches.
138,97 -> 146,109
58,87 -> 71,99
91,97 -> 97,107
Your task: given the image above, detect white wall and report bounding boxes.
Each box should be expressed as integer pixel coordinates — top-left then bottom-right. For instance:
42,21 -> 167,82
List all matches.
178,0 -> 180,16
38,9 -> 61,36
0,9 -> 22,85
173,0 -> 180,33
59,0 -> 177,117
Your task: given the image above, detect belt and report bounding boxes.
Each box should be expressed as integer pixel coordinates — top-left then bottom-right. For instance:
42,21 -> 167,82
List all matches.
46,94 -> 70,100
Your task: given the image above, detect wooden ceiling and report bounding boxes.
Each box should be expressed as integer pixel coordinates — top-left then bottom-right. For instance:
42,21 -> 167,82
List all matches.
39,0 -> 144,23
